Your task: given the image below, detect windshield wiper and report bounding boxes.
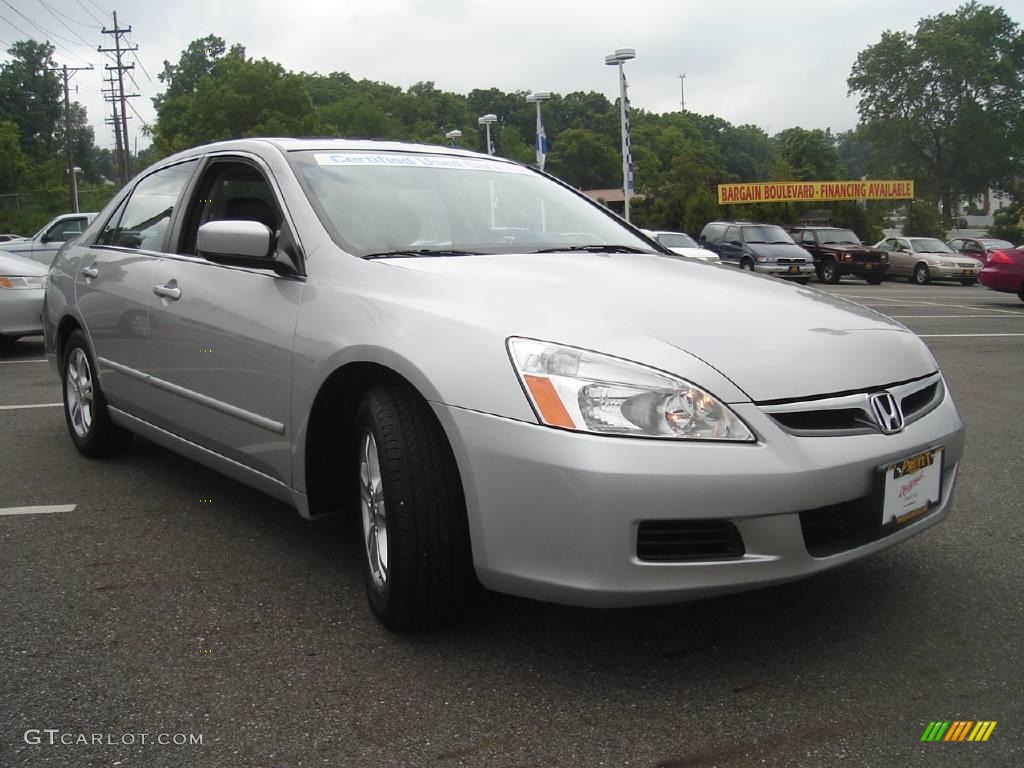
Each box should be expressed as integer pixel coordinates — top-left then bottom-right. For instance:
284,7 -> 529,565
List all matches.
528,244 -> 651,254
362,248 -> 481,260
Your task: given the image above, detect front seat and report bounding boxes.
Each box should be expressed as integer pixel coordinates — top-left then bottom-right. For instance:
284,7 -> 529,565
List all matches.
225,197 -> 278,233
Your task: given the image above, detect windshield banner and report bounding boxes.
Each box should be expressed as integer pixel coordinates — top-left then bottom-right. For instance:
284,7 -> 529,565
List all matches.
718,180 -> 914,204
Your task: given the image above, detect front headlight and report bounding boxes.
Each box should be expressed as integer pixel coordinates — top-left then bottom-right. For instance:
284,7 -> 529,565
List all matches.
507,338 -> 755,441
0,275 -> 45,289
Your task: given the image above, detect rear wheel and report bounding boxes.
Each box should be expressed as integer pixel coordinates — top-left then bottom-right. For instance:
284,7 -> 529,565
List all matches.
819,259 -> 840,284
61,330 -> 131,457
355,384 -> 472,631
913,263 -> 931,285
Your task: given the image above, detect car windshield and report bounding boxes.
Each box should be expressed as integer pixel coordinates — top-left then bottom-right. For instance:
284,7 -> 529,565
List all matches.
742,225 -> 792,244
979,239 -> 1014,250
819,229 -> 861,245
288,150 -> 656,257
910,238 -> 954,253
656,232 -> 698,249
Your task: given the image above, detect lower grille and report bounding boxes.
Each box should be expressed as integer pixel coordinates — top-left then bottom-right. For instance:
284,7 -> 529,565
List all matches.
799,496 -> 884,557
636,520 -> 745,562
776,258 -> 806,264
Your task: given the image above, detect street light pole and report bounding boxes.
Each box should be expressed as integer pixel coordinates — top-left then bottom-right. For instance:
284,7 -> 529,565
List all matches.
478,114 -> 497,155
445,129 -> 462,148
525,91 -> 551,171
605,48 -> 636,222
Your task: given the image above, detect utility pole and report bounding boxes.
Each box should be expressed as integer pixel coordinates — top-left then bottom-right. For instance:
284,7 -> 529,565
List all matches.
99,11 -> 139,186
51,64 -> 93,211
677,73 -> 686,111
102,73 -> 126,186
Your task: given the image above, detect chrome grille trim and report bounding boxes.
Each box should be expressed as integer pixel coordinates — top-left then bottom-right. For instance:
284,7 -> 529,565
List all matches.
761,373 -> 944,437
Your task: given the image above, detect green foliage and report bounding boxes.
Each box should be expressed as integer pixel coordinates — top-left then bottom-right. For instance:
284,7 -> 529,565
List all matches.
0,41 -> 61,159
990,202 -> 1023,243
776,128 -> 845,180
904,200 -> 947,238
545,128 -> 619,189
848,2 -> 1024,216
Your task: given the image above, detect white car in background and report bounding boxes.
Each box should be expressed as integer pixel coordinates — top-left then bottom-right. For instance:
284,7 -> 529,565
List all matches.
643,229 -> 720,263
0,250 -> 47,347
0,212 -> 97,266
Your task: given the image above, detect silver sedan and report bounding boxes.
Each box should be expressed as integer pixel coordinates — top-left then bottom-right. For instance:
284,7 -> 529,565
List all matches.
44,139 -> 965,630
0,250 -> 47,347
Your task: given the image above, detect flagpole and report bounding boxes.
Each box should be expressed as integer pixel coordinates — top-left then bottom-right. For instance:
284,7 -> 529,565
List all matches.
526,92 -> 551,171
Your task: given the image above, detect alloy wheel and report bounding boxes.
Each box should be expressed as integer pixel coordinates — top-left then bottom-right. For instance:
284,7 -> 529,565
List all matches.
65,347 -> 94,438
359,429 -> 389,591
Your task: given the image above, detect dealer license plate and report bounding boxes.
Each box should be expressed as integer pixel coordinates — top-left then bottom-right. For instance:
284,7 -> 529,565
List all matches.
881,447 -> 943,526
962,269 -> 974,276
865,263 -> 873,270
789,265 -> 799,273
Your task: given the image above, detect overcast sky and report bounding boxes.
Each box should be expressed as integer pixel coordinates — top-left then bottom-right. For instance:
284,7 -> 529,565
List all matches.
1,0 -> 1012,151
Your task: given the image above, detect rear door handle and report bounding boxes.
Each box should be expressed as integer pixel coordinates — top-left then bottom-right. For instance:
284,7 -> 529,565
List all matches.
81,266 -> 99,279
153,282 -> 182,301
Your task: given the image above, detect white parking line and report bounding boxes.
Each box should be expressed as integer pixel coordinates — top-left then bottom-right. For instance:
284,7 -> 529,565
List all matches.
831,294 -> 1024,315
0,358 -> 47,364
918,333 -> 1024,338
0,504 -> 77,516
0,403 -> 62,410
890,314 -> 1024,319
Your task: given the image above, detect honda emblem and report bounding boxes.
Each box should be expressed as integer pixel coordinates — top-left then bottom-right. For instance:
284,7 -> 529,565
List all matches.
869,391 -> 904,434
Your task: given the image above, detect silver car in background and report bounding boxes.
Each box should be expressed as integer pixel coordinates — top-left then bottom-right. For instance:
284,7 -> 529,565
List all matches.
642,229 -> 720,263
44,139 -> 965,630
874,236 -> 981,285
0,250 -> 47,347
0,212 -> 97,266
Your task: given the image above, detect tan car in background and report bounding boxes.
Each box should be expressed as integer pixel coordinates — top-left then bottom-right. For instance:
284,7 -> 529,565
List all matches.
874,236 -> 981,286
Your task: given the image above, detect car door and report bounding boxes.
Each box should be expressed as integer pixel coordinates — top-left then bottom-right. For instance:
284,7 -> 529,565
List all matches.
145,155 -> 305,484
719,226 -> 741,265
75,160 -> 198,417
33,216 -> 89,265
886,238 -> 910,276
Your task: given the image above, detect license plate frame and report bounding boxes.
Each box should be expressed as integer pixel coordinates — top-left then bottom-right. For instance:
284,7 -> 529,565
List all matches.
875,446 -> 944,527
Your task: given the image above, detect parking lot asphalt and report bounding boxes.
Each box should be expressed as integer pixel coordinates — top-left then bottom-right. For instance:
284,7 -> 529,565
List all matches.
1,279 -> 1021,767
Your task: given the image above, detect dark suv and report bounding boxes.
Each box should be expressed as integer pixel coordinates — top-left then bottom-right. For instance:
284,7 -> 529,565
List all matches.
698,221 -> 815,283
790,227 -> 889,284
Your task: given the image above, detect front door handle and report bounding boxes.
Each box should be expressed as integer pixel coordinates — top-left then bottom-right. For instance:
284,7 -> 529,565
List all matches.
81,266 -> 99,279
153,281 -> 182,301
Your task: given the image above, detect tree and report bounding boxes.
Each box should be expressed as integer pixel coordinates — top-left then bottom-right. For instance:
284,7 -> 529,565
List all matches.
0,120 -> 29,192
545,128 -> 619,188
0,41 -> 62,159
776,128 -> 845,180
848,3 -> 1024,218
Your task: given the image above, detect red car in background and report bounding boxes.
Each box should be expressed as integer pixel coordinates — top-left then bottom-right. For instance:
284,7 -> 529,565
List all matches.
947,236 -> 1017,265
978,247 -> 1024,302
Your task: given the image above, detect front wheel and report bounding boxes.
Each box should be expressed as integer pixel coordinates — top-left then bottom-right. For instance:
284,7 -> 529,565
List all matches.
355,384 -> 472,631
913,264 -> 931,285
819,259 -> 840,284
62,330 -> 131,457
741,258 -> 755,272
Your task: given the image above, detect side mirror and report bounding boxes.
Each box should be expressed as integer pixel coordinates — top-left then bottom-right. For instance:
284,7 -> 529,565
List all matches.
40,233 -> 54,244
197,220 -> 272,260
730,240 -> 742,247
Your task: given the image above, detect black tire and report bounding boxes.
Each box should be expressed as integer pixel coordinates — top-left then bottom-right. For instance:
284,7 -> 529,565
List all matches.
960,279 -> 977,286
1018,284 -> 1024,304
819,259 -> 840,284
355,384 -> 472,631
741,258 -> 755,272
913,263 -> 931,285
61,330 -> 132,457
866,276 -> 884,285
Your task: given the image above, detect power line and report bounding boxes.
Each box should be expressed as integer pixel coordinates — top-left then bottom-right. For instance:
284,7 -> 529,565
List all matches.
0,1 -> 96,64
74,0 -> 104,26
126,37 -> 151,82
36,0 -> 96,46
84,0 -> 110,21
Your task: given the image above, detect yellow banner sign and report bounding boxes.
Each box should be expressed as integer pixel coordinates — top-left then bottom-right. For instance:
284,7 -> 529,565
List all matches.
718,180 -> 914,204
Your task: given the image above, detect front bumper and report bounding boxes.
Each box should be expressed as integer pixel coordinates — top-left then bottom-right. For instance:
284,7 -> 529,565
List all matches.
0,287 -> 44,337
434,389 -> 965,608
754,262 -> 816,279
930,264 -> 980,281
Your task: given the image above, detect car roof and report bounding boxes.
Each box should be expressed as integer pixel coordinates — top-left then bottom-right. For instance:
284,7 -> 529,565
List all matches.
155,137 -> 518,168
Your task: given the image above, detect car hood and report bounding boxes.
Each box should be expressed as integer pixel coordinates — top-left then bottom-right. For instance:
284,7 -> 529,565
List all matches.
746,242 -> 810,259
0,249 -> 47,276
386,251 -> 936,402
667,246 -> 719,261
